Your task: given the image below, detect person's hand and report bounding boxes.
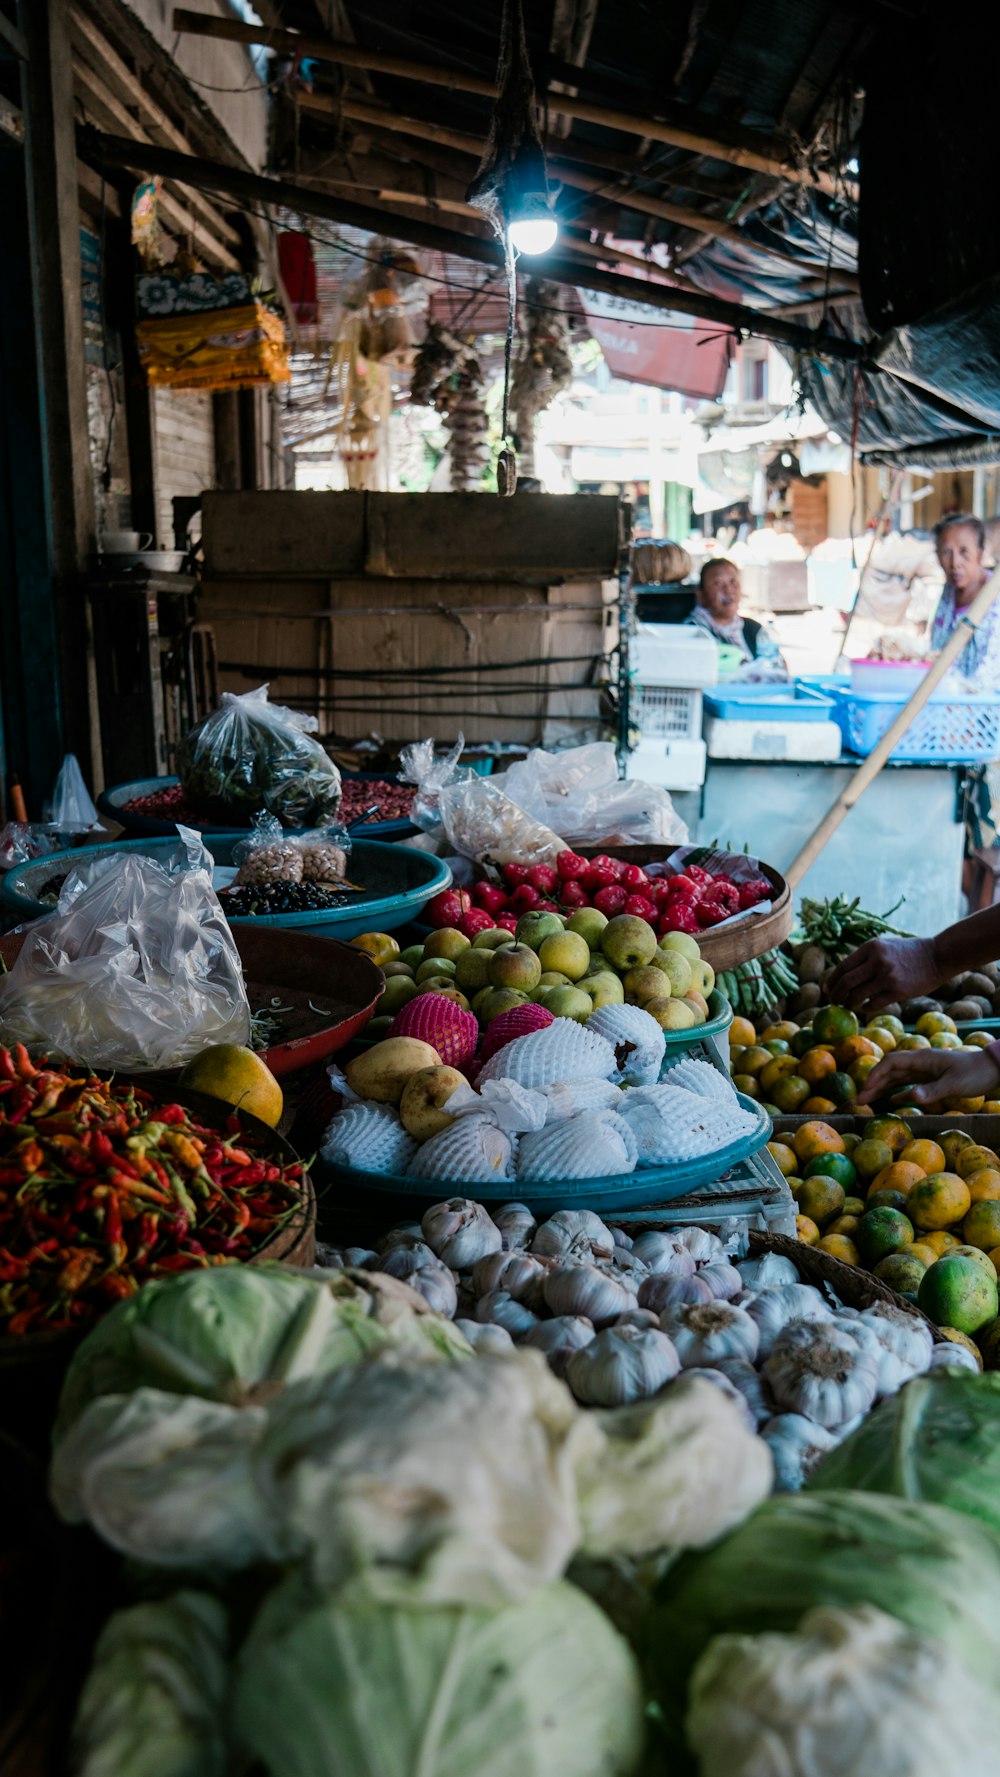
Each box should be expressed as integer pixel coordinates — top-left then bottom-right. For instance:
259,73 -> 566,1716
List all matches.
857,1046 -> 1000,1110
825,936 -> 940,1014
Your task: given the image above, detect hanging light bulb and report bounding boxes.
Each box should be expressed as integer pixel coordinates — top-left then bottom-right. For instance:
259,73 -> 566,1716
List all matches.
504,142 -> 558,256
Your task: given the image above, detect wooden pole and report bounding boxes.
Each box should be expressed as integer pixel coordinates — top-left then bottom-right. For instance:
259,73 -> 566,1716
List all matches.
785,563 -> 1000,888
170,7 -> 837,194
77,126 -> 867,361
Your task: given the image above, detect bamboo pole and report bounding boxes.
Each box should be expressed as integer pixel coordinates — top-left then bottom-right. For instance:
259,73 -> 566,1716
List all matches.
785,563 -> 1000,888
76,126 -> 867,361
170,7 -> 836,194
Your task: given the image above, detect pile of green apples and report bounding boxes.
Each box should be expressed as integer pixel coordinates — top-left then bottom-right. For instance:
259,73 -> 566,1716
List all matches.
368,907 -> 717,1040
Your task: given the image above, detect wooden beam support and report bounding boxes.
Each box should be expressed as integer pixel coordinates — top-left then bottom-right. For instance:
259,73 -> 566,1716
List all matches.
78,125 -> 867,362
171,7 -> 836,194
548,0 -> 601,139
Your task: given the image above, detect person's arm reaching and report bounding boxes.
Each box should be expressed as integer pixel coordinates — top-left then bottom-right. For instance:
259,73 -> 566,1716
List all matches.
826,905 -> 1000,1015
857,1042 -> 1000,1111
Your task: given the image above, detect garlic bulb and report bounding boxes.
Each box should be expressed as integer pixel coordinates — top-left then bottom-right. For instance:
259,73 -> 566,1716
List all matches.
764,1320 -> 880,1429
746,1284 -> 834,1359
421,1198 -> 503,1270
695,1261 -> 743,1302
543,1264 -> 635,1327
692,1369 -> 758,1434
659,1301 -> 760,1369
610,1226 -> 634,1252
711,1358 -> 774,1427
629,1232 -> 697,1277
566,1324 -> 681,1407
475,1289 -> 538,1339
522,1315 -> 596,1377
344,1247 -> 378,1269
638,1270 -> 715,1313
615,1308 -> 661,1332
532,1209 -> 615,1265
471,1250 -> 549,1307
598,1257 -> 646,1297
928,1340 -> 980,1374
492,1201 -> 537,1251
760,1413 -> 841,1491
377,1242 -> 458,1318
671,1226 -> 725,1266
737,1251 -> 801,1291
454,1318 -> 515,1355
378,1223 -> 424,1253
838,1304 -> 934,1396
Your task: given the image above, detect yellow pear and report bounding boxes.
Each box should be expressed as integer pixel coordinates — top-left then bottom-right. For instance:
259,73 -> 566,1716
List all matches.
345,1037 -> 442,1105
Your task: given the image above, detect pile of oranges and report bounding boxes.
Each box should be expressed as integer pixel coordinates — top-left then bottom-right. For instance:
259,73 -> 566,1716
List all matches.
730,1003 -> 1000,1117
766,1117 -> 1000,1362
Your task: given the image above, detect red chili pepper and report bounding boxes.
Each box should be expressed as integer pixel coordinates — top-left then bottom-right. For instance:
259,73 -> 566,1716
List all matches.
0,1167 -> 24,1188
14,1046 -> 37,1082
0,1051 -> 16,1083
157,1104 -> 186,1126
107,1172 -> 170,1205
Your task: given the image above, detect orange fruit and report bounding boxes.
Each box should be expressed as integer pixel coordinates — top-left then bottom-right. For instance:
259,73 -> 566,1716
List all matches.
801,1095 -> 838,1116
862,1023 -> 896,1052
938,1327 -> 983,1368
967,1168 -> 1000,1203
842,1133 -> 861,1153
870,1160 -> 926,1198
866,1117 -> 913,1155
813,1005 -> 860,1045
737,1045 -> 772,1078
963,1201 -> 1000,1252
793,1120 -> 847,1164
760,1021 -> 800,1045
899,1139 -> 946,1174
766,1141 -> 798,1178
944,1096 -> 987,1113
794,1175 -> 846,1225
921,1230 -> 961,1258
985,1101 -> 1000,1113
955,1145 -> 1000,1180
852,1138 -> 894,1181
843,1196 -> 866,1216
899,1241 -> 939,1269
915,1011 -> 957,1037
770,1074 -> 812,1113
835,1034 -> 883,1069
729,1016 -> 757,1048
965,1032 -> 993,1049
760,1056 -> 801,1094
824,1071 -> 858,1107
817,1234 -> 859,1265
796,1215 -> 820,1246
827,1214 -> 862,1238
952,1244 -> 1000,1278
762,1039 -> 791,1056
940,1129 -> 975,1166
732,1074 -> 761,1100
799,1048 -> 837,1086
871,1013 -> 904,1037
988,1245 -> 1000,1276
907,1172 -> 972,1231
849,1056 -> 883,1087
897,1035 -> 931,1051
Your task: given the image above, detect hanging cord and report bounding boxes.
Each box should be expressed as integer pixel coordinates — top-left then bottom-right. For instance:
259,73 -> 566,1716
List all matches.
97,172 -> 118,508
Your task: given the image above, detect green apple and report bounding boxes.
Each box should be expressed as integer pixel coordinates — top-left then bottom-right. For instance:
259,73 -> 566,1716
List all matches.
480,987 -> 530,1022
382,960 -> 415,978
473,986 -> 497,1017
649,950 -> 692,996
416,956 -> 456,983
689,958 -> 715,995
601,914 -> 658,971
623,965 -> 667,1006
416,975 -> 457,996
366,1015 -> 394,1039
544,985 -> 593,1023
538,969 -> 572,988
423,927 -> 471,962
579,971 -> 625,1010
489,943 -> 542,992
515,910 -> 565,952
472,929 -> 517,951
537,930 -> 590,982
378,975 -> 420,1015
645,996 -> 696,1031
566,907 -> 609,949
400,945 -> 425,970
659,931 -> 701,964
454,948 -> 493,993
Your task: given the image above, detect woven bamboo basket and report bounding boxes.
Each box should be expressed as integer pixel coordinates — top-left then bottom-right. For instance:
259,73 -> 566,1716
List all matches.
747,1229 -> 946,1343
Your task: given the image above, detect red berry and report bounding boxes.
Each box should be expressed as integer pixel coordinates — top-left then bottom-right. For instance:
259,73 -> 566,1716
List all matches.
659,905 -> 699,936
503,863 -> 531,887
509,883 -> 541,912
559,880 -> 590,909
556,849 -> 590,881
620,865 -> 651,893
594,885 -> 629,917
458,907 -> 497,939
496,913 -> 519,932
623,894 -> 657,921
426,887 -> 471,928
583,862 -> 619,893
472,881 -> 508,915
526,863 -> 559,895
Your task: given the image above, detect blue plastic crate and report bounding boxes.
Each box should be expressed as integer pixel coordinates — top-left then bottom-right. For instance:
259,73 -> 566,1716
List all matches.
836,688 -> 1000,763
703,683 -> 835,723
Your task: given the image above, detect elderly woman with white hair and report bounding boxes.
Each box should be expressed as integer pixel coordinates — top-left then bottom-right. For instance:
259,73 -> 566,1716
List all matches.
929,513 -> 1000,687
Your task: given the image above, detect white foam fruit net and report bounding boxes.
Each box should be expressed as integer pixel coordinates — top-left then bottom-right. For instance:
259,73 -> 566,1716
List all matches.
517,1110 -> 639,1183
406,1116 -> 517,1184
619,1082 -> 759,1163
321,1102 -> 417,1175
659,1055 -> 735,1103
475,1018 -> 616,1089
585,1004 -> 666,1085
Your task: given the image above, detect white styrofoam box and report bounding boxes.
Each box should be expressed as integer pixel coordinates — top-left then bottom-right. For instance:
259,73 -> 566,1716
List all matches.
632,624 -> 719,689
626,736 -> 707,791
633,682 -> 702,741
704,715 -> 842,762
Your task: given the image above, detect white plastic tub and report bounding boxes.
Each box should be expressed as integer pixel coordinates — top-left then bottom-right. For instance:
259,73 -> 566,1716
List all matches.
848,658 -> 932,696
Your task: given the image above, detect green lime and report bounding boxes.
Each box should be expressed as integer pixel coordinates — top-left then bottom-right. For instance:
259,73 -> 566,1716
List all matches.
856,1206 -> 915,1265
803,1152 -> 857,1191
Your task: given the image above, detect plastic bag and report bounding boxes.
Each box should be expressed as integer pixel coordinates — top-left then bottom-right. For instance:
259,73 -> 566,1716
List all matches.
398,733 -> 470,835
497,744 -> 688,847
0,822 -> 34,872
48,753 -> 99,827
178,685 -> 342,829
0,845 -> 251,1071
232,813 -> 350,887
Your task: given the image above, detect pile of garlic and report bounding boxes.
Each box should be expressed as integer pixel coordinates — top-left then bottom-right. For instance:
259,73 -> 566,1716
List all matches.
319,1202 -> 968,1491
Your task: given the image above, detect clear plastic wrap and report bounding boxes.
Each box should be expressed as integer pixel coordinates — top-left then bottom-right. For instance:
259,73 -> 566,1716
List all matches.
48,753 -> 99,827
497,744 -> 687,847
0,839 -> 251,1070
177,684 -> 342,829
232,813 -> 351,887
398,733 -> 469,835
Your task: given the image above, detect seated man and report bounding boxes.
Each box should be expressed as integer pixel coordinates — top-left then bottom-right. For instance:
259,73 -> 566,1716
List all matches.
686,558 -> 789,680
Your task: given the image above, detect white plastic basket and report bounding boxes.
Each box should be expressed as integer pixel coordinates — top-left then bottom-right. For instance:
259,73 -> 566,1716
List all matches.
633,683 -> 702,740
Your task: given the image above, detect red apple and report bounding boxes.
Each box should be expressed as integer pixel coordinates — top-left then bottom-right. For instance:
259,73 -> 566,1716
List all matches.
472,880 -> 508,915
588,853 -> 623,880
425,887 -> 472,928
620,864 -> 651,893
503,863 -> 532,887
556,849 -> 590,881
458,907 -> 499,939
649,879 -> 676,907
593,885 -> 629,917
559,880 -> 590,909
496,913 -> 519,932
623,894 -> 657,922
583,862 -> 619,893
696,900 -> 728,929
527,863 -> 559,895
659,905 -> 699,936
509,882 -> 541,913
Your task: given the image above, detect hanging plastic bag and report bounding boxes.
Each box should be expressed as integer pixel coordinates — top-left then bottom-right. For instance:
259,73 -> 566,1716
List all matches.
397,733 -> 470,836
47,754 -> 100,828
0,843 -> 251,1071
177,685 -> 342,829
496,743 -> 688,847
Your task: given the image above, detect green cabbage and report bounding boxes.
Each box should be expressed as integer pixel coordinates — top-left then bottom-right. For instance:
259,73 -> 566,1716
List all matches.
55,1265 -> 469,1437
643,1490 -> 1000,1726
233,1573 -> 645,1777
808,1374 -> 1000,1536
72,1590 -> 229,1777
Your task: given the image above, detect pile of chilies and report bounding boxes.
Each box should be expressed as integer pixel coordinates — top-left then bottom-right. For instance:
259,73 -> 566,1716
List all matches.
0,1047 -> 302,1337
